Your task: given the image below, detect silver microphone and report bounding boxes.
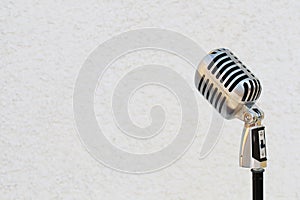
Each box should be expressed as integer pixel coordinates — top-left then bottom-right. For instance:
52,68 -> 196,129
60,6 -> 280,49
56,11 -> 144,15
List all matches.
195,48 -> 267,169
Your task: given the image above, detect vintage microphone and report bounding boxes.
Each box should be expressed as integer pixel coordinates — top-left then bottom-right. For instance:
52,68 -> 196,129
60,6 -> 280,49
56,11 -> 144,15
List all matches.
194,48 -> 267,200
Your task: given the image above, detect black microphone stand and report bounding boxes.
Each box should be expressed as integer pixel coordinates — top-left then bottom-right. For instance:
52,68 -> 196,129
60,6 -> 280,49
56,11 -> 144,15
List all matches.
251,168 -> 264,200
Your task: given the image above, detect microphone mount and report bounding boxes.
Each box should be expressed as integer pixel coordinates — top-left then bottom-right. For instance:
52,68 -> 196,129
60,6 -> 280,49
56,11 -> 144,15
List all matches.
239,106 -> 267,169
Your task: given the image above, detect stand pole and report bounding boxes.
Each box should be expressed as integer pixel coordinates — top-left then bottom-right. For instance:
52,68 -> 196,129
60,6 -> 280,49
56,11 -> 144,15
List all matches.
251,168 -> 264,200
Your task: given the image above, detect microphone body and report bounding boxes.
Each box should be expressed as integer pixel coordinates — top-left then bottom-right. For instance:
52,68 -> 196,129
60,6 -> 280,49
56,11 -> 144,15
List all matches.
195,48 -> 262,120
195,48 -> 267,169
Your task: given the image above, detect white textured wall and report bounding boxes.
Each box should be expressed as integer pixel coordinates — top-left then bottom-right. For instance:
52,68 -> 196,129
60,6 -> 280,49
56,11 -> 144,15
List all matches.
1,0 -> 300,199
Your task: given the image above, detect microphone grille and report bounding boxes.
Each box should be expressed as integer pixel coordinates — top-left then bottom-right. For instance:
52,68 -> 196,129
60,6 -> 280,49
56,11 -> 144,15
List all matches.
195,48 -> 262,119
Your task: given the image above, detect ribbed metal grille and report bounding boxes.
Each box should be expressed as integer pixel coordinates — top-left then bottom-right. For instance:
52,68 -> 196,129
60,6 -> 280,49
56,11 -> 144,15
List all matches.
204,49 -> 262,102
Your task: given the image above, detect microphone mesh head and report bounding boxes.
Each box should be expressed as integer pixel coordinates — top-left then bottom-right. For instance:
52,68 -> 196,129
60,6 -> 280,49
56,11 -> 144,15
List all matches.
195,48 -> 262,119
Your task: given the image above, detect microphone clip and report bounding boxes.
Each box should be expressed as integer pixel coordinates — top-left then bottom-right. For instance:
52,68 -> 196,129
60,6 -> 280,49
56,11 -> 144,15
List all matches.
239,106 -> 267,169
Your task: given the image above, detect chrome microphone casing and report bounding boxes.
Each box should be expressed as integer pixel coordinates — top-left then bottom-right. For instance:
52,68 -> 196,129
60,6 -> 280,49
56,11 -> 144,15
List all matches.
195,48 -> 262,121
195,48 -> 267,169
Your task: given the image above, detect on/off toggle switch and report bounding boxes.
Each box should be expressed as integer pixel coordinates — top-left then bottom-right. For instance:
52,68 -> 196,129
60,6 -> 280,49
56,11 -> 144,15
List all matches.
252,126 -> 267,162
258,130 -> 266,159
